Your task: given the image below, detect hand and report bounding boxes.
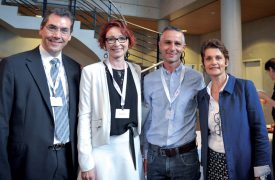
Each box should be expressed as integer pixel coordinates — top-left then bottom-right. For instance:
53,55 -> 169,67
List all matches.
258,91 -> 268,98
258,91 -> 275,107
143,159 -> 147,176
81,169 -> 96,180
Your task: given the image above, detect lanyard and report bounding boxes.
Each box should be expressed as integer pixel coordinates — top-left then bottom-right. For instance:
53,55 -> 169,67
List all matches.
105,60 -> 128,109
161,66 -> 185,107
45,63 -> 62,97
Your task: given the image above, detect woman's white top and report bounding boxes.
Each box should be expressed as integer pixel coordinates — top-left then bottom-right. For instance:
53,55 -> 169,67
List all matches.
207,74 -> 229,153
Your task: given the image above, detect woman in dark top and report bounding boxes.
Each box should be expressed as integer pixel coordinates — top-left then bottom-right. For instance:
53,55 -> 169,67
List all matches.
77,19 -> 144,180
258,58 -> 275,176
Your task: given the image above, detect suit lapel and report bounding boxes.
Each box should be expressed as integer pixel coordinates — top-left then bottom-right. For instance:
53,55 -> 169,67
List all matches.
25,47 -> 53,119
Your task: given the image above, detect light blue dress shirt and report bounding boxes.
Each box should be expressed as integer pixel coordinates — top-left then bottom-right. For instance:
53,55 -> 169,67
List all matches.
143,64 -> 204,155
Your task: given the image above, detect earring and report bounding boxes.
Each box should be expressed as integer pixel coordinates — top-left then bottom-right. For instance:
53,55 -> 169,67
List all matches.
125,51 -> 130,60
104,52 -> 108,59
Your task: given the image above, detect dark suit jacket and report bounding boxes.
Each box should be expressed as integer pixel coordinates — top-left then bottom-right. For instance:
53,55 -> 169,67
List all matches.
0,47 -> 81,180
197,74 -> 271,180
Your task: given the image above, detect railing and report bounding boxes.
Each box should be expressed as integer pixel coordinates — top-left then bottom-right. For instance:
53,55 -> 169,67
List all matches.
1,0 -> 161,69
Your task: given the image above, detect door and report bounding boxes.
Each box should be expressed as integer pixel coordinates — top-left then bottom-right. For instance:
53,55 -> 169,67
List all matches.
243,59 -> 263,91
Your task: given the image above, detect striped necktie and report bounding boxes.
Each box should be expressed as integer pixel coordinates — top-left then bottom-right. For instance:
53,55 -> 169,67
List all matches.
50,58 -> 70,143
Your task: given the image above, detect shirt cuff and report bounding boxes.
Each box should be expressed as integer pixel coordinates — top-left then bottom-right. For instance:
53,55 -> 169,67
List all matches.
254,165 -> 271,177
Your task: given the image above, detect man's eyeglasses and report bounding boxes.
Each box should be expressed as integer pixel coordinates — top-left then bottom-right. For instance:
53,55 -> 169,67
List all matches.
46,24 -> 70,35
214,112 -> 221,136
106,36 -> 128,44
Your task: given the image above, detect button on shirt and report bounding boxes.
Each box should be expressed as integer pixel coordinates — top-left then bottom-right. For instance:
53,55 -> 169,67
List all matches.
39,45 -> 69,144
143,64 -> 205,156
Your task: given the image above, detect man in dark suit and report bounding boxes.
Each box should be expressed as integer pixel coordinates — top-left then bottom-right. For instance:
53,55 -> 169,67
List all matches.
0,8 -> 81,180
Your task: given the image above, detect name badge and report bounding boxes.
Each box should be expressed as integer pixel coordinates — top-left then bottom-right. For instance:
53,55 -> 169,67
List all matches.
50,97 -> 63,107
165,109 -> 174,120
115,109 -> 130,118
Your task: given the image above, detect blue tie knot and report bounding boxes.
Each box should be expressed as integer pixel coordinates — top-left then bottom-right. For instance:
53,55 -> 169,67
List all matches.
50,58 -> 60,68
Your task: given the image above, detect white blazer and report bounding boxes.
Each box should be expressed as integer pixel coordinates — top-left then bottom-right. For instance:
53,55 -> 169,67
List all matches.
77,61 -> 142,171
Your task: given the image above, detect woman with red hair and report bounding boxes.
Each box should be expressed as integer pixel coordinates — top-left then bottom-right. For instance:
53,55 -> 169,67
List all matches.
77,19 -> 144,180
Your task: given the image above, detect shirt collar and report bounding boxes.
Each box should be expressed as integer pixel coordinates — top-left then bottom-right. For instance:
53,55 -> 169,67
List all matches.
39,45 -> 62,64
207,74 -> 229,96
162,63 -> 183,76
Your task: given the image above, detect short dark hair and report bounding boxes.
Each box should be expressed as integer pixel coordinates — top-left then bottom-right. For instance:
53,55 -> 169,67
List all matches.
200,39 -> 229,65
98,19 -> 136,49
40,8 -> 74,32
161,25 -> 182,33
160,25 -> 186,45
265,58 -> 275,71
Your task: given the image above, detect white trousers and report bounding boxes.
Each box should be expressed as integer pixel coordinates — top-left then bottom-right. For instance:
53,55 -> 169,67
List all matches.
78,129 -> 144,180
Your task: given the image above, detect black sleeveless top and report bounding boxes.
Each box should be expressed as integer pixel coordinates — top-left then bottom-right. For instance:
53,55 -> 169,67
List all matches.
105,66 -> 138,135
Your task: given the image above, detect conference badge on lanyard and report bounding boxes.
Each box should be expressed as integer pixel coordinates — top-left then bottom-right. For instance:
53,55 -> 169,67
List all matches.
105,60 -> 130,119
50,97 -> 63,107
161,66 -> 185,120
115,109 -> 130,119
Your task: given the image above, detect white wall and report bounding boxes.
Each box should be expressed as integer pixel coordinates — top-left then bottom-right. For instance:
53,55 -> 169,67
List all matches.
0,27 -> 40,58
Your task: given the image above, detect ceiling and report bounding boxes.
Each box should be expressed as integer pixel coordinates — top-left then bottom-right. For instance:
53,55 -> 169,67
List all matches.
125,0 -> 275,35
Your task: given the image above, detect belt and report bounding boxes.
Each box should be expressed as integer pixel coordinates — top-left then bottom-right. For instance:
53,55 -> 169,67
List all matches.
48,143 -> 69,151
149,140 -> 197,157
